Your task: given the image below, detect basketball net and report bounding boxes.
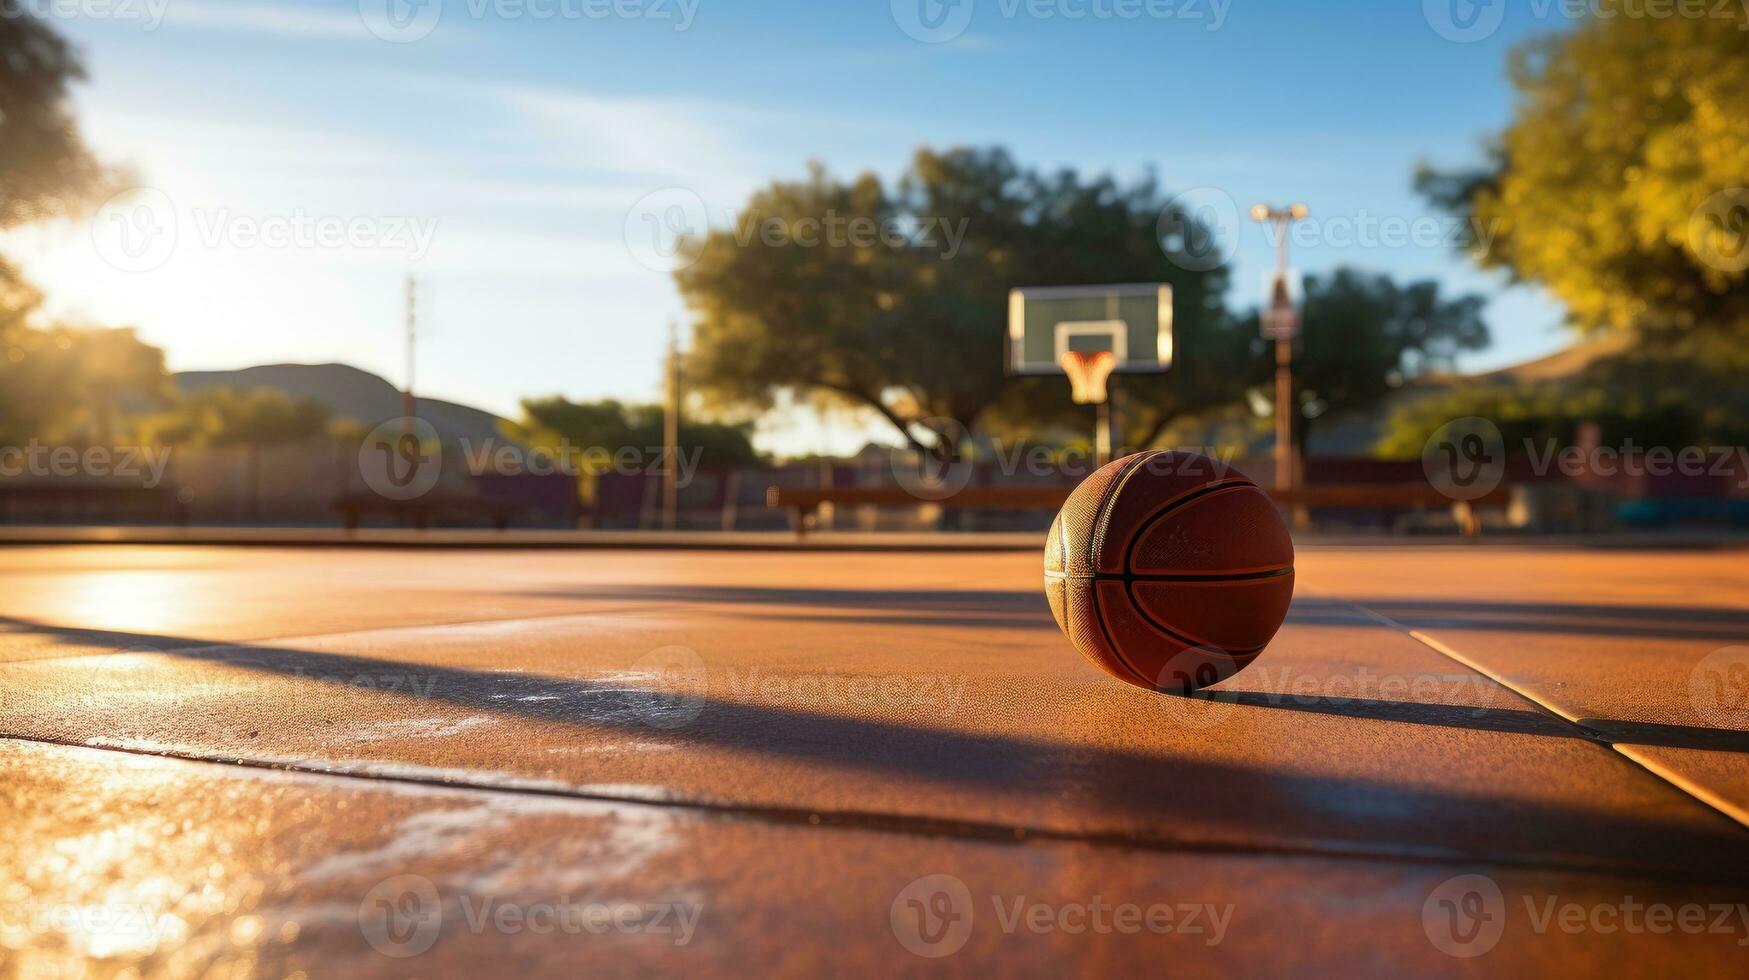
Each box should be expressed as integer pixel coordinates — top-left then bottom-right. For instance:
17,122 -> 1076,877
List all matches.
1059,350 -> 1117,405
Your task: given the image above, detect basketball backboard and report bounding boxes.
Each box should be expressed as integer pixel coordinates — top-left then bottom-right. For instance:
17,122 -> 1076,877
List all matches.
1006,284 -> 1173,376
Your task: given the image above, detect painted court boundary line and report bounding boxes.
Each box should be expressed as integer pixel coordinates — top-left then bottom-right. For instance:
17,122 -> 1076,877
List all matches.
1334,595 -> 1749,833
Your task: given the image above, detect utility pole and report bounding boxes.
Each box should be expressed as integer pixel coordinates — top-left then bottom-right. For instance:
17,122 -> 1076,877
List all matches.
1250,203 -> 1308,495
402,274 -> 417,432
662,319 -> 681,531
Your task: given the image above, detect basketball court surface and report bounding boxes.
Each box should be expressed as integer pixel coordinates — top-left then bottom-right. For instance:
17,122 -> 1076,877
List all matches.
3,542 -> 1748,974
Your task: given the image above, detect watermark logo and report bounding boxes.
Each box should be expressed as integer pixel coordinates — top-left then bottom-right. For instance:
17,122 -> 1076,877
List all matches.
8,0 -> 171,29
1152,646 -> 1241,728
890,418 -> 975,501
92,187 -> 178,273
891,0 -> 977,42
626,645 -> 709,729
1689,646 -> 1749,729
624,187 -> 709,272
90,188 -> 438,271
359,418 -> 443,501
891,875 -> 1234,956
1424,874 -> 1749,954
891,874 -> 975,957
1158,187 -> 1240,272
0,442 -> 174,486
1423,873 -> 1506,957
728,208 -> 969,260
359,874 -> 443,958
458,438 -> 703,486
1423,416 -> 1506,501
1690,188 -> 1749,274
1423,0 -> 1506,42
359,0 -> 445,42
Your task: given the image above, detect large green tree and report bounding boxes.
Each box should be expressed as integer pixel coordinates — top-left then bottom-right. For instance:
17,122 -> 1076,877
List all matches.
0,320 -> 170,446
676,147 -> 1233,460
1248,268 -> 1490,456
1,2 -> 111,228
514,397 -> 761,469
1418,12 -> 1749,339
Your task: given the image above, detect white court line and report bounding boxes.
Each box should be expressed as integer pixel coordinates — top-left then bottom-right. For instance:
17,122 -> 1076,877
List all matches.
1322,590 -> 1749,833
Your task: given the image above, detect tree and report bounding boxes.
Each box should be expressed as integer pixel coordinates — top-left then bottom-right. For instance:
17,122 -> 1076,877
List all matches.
140,387 -> 335,519
676,147 -> 1232,461
1417,12 -> 1749,338
513,397 -> 762,469
1247,268 -> 1490,456
0,321 -> 171,446
1,3 -> 112,228
0,256 -> 41,337
1377,354 -> 1749,460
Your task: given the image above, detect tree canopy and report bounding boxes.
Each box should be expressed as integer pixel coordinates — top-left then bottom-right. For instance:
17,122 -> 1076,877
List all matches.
1418,11 -> 1749,339
0,3 -> 111,228
139,386 -> 336,450
514,396 -> 761,469
1246,268 -> 1490,453
0,321 -> 170,446
676,147 -> 1234,458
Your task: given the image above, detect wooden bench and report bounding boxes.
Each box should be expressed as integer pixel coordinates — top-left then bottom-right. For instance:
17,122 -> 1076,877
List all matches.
767,482 -> 1514,537
1270,484 -> 1515,537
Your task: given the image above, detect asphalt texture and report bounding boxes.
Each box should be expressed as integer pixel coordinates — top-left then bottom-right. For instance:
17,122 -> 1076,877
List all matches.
2,544 -> 1746,975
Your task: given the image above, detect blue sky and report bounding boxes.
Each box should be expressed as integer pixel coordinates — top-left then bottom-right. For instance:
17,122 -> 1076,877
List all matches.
14,0 -> 1579,453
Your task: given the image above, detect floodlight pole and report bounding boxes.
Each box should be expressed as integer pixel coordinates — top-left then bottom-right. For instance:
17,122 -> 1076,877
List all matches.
662,319 -> 681,531
1251,204 -> 1309,495
402,275 -> 417,434
1095,400 -> 1112,468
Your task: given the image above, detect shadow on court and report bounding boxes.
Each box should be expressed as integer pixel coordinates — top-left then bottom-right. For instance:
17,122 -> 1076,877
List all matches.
2,614 -> 1748,882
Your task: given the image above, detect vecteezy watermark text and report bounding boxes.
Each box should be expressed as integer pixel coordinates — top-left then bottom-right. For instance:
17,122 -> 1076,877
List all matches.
1522,440 -> 1749,487
729,209 -> 970,260
4,0 -> 171,29
1423,873 -> 1749,957
358,874 -> 702,958
0,443 -> 172,486
1424,0 -> 1749,43
890,874 -> 1234,957
891,0 -> 1232,44
458,438 -> 704,486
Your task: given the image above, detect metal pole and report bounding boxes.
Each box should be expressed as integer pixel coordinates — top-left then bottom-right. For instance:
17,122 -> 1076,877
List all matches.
1269,217 -> 1296,495
662,319 -> 680,531
1094,401 -> 1112,468
403,275 -> 417,429
1274,329 -> 1293,494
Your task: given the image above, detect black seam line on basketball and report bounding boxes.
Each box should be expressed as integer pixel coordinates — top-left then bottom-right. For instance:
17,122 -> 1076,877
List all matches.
1086,450 -> 1158,573
4,735 -> 1743,887
1120,479 -> 1263,576
1088,578 -> 1159,689
1332,595 -> 1749,835
1087,452 -> 1162,688
1122,574 -> 1267,656
1047,567 -> 1294,583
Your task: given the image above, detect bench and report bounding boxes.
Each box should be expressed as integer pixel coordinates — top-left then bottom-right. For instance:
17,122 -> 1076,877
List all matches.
767,482 -> 1514,537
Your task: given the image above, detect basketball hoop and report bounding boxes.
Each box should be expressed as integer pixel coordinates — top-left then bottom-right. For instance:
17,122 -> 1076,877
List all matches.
1059,350 -> 1117,405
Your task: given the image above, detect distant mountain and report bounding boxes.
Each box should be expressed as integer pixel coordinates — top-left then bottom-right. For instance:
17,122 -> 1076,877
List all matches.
173,363 -> 512,445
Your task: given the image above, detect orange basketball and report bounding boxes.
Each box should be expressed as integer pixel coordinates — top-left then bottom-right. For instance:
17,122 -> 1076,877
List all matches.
1044,451 -> 1295,693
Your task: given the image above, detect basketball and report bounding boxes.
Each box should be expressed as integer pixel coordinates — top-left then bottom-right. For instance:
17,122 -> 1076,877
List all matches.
1044,451 -> 1295,693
